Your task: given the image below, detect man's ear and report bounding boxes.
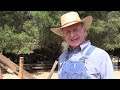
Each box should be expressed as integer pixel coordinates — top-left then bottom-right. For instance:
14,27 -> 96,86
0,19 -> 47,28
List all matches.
84,28 -> 88,37
85,31 -> 88,37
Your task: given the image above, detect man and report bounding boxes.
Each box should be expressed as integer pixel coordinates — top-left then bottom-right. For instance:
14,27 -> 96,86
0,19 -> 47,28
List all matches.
50,11 -> 114,79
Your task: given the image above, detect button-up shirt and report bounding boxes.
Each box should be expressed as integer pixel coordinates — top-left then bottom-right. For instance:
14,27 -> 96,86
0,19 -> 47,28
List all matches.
58,40 -> 114,79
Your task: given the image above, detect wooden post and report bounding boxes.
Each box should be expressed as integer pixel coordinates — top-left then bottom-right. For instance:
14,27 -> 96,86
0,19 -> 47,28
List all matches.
47,60 -> 58,79
19,57 -> 24,79
0,54 -> 36,79
0,67 -> 2,79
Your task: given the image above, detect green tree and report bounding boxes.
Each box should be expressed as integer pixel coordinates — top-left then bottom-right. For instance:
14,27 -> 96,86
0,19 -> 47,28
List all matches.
0,11 -> 120,60
0,11 -> 39,54
77,11 -> 120,51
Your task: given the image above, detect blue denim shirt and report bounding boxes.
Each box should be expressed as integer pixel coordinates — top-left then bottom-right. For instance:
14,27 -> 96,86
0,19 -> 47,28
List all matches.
58,40 -> 114,79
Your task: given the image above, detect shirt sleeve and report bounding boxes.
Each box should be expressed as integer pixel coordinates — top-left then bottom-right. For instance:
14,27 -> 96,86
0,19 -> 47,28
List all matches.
100,52 -> 114,79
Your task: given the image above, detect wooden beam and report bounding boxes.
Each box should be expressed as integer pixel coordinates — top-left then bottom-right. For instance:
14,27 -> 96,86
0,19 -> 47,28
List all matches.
0,67 -> 2,79
47,60 -> 58,79
0,54 -> 36,79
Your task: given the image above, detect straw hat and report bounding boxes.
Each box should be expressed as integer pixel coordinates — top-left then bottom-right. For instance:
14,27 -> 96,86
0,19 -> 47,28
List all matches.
50,11 -> 93,37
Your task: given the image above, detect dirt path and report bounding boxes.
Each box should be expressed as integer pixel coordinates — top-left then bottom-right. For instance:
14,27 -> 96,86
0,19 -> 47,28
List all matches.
1,71 -> 120,79
2,71 -> 58,79
114,71 -> 120,79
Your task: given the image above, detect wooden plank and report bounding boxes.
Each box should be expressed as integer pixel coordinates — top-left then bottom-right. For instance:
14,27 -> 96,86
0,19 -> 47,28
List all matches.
24,63 -> 53,70
0,54 -> 36,79
47,60 -> 58,79
0,67 -> 2,79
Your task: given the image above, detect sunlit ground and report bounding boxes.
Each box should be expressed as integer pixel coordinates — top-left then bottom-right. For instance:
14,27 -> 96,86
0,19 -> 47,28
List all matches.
1,70 -> 120,79
114,70 -> 120,79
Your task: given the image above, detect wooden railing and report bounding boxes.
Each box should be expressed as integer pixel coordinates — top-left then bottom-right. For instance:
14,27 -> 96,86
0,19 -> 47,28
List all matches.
0,54 -> 36,79
112,58 -> 120,70
0,54 -> 58,79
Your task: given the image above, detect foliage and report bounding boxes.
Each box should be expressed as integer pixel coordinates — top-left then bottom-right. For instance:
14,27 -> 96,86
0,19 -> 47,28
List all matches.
77,11 -> 120,51
0,11 -> 120,62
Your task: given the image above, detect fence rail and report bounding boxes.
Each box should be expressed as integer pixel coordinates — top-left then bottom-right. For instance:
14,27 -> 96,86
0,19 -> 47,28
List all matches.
112,57 -> 120,71
23,63 -> 54,71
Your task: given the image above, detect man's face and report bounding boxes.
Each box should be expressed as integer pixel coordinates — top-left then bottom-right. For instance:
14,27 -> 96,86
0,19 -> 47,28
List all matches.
62,23 -> 87,49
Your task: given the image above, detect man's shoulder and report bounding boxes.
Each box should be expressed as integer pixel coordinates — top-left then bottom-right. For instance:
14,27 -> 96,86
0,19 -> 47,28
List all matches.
93,46 -> 110,56
58,50 -> 68,59
95,46 -> 107,52
59,50 -> 68,57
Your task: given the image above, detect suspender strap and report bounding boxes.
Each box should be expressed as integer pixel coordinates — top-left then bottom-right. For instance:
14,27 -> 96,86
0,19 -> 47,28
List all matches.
83,45 -> 96,58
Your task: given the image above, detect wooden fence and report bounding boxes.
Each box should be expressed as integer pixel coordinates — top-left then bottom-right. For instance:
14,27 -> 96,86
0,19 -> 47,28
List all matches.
0,54 -> 58,79
112,57 -> 120,71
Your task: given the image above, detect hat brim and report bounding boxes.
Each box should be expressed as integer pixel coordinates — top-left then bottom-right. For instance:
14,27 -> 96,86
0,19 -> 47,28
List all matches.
51,16 -> 93,37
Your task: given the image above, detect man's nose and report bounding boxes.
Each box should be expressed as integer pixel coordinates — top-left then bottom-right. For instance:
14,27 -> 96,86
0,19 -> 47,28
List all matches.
70,32 -> 75,37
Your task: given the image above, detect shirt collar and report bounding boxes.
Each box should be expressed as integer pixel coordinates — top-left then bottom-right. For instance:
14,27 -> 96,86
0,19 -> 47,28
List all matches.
68,45 -> 80,51
68,40 -> 91,52
80,40 -> 91,51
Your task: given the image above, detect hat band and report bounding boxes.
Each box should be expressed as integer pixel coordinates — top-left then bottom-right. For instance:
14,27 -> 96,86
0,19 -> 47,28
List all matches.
62,20 -> 81,27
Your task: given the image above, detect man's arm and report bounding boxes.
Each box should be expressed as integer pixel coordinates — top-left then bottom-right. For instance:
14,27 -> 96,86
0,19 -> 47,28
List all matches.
100,52 -> 114,79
